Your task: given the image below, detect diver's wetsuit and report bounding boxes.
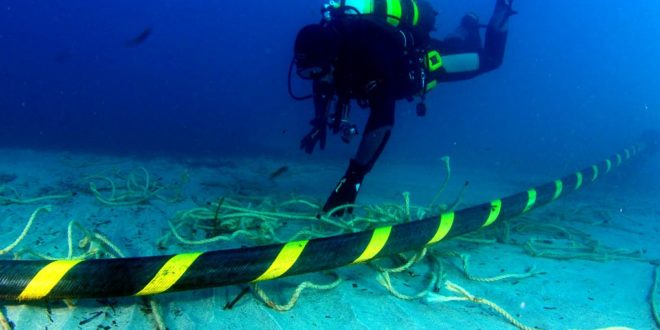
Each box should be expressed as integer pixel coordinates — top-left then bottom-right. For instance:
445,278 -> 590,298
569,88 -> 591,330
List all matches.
304,0 -> 516,215
431,3 -> 514,82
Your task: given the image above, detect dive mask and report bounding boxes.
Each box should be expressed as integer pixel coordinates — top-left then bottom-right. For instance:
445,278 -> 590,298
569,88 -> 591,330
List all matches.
294,24 -> 337,80
295,56 -> 331,80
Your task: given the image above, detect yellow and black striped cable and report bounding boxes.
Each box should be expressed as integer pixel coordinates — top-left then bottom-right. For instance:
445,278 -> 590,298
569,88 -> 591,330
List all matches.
0,139 -> 653,301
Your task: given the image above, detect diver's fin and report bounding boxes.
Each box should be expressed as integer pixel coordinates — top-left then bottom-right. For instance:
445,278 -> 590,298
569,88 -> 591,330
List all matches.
491,0 -> 517,31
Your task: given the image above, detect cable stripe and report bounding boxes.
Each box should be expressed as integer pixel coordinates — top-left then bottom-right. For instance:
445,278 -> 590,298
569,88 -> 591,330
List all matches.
427,212 -> 455,245
523,189 -> 537,213
353,226 -> 392,263
553,180 -> 563,201
253,241 -> 308,282
482,200 -> 502,227
18,260 -> 82,301
575,172 -> 583,190
605,159 -> 612,173
616,154 -> 622,166
591,165 -> 599,182
136,253 -> 202,296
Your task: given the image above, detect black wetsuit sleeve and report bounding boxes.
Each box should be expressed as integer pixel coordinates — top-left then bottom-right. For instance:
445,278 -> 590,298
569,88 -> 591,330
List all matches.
312,78 -> 334,120
299,78 -> 334,154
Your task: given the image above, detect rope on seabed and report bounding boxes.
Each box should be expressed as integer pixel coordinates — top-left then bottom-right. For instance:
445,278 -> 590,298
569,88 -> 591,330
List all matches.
0,308 -> 11,330
0,185 -> 72,205
83,167 -> 188,206
374,249 -> 440,300
458,254 -> 545,283
149,299 -> 166,330
160,192 -> 438,249
0,206 -> 52,255
426,280 -> 536,330
252,272 -> 342,311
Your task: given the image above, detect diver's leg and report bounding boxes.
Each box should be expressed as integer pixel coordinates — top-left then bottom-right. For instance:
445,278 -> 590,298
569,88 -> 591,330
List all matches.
484,0 -> 516,68
353,125 -> 391,169
323,95 -> 395,215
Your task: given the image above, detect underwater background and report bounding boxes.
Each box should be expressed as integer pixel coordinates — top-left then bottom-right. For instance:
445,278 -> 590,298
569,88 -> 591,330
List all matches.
2,0 -> 658,171
1,1 -> 660,328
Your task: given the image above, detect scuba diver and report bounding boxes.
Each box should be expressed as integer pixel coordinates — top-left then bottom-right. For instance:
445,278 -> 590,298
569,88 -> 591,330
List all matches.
291,0 -> 517,216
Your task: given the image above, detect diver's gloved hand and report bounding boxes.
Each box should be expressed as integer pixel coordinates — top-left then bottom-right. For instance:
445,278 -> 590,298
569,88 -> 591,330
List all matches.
323,159 -> 367,216
300,117 -> 327,154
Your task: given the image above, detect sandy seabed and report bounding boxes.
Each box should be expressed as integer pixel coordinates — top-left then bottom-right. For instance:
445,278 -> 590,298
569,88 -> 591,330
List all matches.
0,147 -> 658,330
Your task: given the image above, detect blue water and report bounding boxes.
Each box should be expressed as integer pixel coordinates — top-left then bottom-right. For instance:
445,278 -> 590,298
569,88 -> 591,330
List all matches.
1,0 -> 659,171
1,2 -> 659,328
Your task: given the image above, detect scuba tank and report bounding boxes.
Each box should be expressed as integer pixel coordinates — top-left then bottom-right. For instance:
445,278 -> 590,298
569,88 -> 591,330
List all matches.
321,0 -> 443,117
322,0 -> 421,28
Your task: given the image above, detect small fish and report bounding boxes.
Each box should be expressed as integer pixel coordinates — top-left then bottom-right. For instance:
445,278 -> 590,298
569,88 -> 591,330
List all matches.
125,27 -> 152,47
268,166 -> 289,180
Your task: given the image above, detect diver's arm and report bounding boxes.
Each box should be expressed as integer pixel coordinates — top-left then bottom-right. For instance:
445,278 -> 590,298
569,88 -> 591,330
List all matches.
431,0 -> 515,82
312,77 -> 334,122
300,77 -> 334,153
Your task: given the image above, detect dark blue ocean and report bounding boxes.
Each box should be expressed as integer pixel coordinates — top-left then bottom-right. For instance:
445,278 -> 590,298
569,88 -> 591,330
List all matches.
2,1 -> 658,172
1,1 -> 660,328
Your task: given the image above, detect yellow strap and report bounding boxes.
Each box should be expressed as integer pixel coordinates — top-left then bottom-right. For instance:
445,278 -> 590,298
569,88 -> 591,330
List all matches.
575,172 -> 583,190
412,0 -> 419,25
427,212 -> 454,245
343,0 -> 373,14
19,260 -> 82,301
523,189 -> 537,213
253,240 -> 308,282
426,50 -> 443,72
482,200 -> 502,227
136,252 -> 202,296
553,180 -> 563,201
353,226 -> 392,263
591,165 -> 599,182
366,0 -> 374,13
386,0 -> 402,26
605,159 -> 612,173
425,80 -> 438,92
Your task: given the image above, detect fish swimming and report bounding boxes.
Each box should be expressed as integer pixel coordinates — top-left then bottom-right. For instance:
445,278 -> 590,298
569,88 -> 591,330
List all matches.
125,27 -> 152,47
268,166 -> 289,180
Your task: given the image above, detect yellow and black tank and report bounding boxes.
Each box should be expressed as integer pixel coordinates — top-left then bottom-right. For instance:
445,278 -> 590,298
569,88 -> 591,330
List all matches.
323,0 -> 425,28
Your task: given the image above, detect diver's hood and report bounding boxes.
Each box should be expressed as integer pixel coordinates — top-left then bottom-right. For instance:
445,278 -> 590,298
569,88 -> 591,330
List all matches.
294,24 -> 339,79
